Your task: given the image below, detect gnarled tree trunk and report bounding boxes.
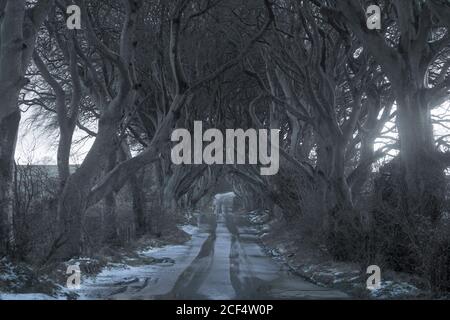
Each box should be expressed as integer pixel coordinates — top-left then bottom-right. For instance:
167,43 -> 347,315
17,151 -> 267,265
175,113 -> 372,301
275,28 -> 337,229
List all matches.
130,171 -> 146,237
396,90 -> 444,218
0,0 -> 52,255
56,117 -> 121,259
334,0 -> 447,218
0,111 -> 20,253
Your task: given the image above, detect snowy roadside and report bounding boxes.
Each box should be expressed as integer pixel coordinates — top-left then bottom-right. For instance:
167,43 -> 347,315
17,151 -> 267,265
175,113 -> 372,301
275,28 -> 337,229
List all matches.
0,293 -> 57,300
75,224 -> 208,300
247,210 -> 429,299
0,258 -> 59,300
0,224 -> 205,300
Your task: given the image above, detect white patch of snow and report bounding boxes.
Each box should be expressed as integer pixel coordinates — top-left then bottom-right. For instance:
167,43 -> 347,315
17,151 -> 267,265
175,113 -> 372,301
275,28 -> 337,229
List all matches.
75,225 -> 208,299
181,224 -> 199,236
0,293 -> 55,300
368,280 -> 419,298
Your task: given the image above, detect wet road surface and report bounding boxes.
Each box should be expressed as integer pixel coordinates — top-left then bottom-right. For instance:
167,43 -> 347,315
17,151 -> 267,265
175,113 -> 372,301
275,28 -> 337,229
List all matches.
81,195 -> 348,300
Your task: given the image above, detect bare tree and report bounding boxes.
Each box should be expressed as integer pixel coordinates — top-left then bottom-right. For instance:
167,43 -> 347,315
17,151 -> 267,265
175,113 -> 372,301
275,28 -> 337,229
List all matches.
325,0 -> 450,216
0,0 -> 52,255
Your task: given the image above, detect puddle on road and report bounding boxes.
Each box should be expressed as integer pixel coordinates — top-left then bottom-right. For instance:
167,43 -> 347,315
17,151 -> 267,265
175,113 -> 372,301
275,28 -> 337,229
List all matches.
77,204 -> 348,300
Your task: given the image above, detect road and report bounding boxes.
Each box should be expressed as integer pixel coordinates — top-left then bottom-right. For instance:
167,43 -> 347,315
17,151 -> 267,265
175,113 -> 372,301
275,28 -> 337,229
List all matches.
80,194 -> 348,300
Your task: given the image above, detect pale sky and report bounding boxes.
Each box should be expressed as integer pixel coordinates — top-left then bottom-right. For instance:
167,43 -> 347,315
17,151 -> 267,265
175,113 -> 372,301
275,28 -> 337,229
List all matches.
15,101 -> 450,165
15,108 -> 95,165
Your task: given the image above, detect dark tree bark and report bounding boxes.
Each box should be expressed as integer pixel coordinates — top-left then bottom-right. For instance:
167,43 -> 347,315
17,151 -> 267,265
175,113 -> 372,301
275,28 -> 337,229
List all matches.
33,37 -> 81,190
53,0 -> 142,259
332,0 -> 450,216
0,111 -> 20,253
0,0 -> 52,255
102,149 -> 119,244
130,171 -> 146,237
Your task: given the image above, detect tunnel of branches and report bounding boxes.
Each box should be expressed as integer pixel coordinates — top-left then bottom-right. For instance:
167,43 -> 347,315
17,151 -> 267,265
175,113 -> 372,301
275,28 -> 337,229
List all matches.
1,0 -> 450,291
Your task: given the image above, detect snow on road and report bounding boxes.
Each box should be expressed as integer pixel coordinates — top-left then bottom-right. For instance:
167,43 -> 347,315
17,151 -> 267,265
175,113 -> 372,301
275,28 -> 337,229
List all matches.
77,225 -> 209,299
1,193 -> 349,300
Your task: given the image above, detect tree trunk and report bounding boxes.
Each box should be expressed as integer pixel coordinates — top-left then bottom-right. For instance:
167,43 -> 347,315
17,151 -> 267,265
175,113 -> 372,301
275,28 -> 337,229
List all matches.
55,118 -> 119,260
350,135 -> 376,200
130,172 -> 146,237
350,100 -> 379,200
330,140 -> 353,211
0,0 -> 51,256
102,150 -> 119,244
288,113 -> 300,157
103,192 -> 118,244
56,176 -> 85,259
0,0 -> 26,256
57,129 -> 74,190
0,110 -> 20,254
396,91 -> 444,218
334,0 -> 445,218
317,133 -> 353,212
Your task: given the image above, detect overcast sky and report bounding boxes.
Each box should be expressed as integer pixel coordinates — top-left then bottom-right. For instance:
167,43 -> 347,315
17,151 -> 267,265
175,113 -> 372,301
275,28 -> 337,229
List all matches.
15,109 -> 94,165
15,101 -> 450,165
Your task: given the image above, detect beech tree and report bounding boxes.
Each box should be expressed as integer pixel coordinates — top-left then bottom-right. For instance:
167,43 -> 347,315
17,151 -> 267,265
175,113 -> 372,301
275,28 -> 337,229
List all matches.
0,0 -> 52,255
38,0 -> 275,259
1,0 -> 449,291
323,0 -> 450,216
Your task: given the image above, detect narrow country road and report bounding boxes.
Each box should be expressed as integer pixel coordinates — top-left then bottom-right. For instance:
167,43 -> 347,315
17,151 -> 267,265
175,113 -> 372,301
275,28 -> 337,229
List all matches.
80,194 -> 348,300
